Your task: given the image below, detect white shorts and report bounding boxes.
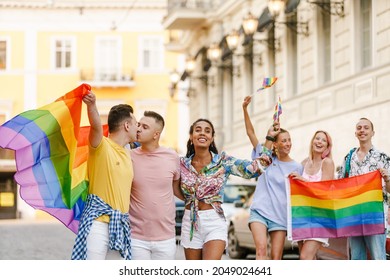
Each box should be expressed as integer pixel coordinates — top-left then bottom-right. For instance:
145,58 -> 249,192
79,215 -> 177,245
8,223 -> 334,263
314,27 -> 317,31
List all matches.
293,238 -> 329,247
180,209 -> 227,249
131,237 -> 176,260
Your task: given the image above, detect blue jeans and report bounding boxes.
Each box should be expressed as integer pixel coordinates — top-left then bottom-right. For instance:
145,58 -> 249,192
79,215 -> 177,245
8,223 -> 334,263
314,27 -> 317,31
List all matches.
349,233 -> 386,260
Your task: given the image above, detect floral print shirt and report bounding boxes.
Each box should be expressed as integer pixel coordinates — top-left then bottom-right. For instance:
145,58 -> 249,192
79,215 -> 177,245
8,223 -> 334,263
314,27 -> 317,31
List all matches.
337,146 -> 390,203
180,151 -> 269,240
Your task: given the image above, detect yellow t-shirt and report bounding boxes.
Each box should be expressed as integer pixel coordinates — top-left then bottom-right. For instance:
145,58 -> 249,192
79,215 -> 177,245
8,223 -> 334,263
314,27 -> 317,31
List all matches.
88,137 -> 133,223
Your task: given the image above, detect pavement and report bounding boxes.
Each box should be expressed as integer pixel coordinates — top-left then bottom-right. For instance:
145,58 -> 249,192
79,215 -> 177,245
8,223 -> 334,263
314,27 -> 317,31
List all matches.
0,219 -> 75,260
0,219 -> 230,260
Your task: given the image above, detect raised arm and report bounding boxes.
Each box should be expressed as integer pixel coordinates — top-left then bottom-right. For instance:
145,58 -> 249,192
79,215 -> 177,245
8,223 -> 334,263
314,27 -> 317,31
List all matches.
83,91 -> 103,148
242,96 -> 259,148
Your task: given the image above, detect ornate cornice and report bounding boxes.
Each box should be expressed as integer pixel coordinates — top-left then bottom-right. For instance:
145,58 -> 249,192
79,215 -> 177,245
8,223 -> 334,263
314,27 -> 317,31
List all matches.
0,0 -> 166,9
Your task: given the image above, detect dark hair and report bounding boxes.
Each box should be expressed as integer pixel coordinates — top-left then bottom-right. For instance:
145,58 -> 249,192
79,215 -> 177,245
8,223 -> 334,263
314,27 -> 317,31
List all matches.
275,128 -> 288,141
186,118 -> 218,157
358,117 -> 374,131
107,104 -> 134,133
144,110 -> 165,130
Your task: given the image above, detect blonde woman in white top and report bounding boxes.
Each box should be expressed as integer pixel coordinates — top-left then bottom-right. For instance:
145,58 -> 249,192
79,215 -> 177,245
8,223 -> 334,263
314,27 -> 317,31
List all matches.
289,130 -> 335,260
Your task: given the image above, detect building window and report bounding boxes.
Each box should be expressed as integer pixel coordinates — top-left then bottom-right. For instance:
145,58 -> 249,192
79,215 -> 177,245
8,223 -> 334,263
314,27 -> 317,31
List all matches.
95,37 -> 121,81
139,36 -> 164,72
287,14 -> 298,97
318,5 -> 331,84
360,0 -> 372,69
0,40 -> 8,70
267,27 -> 277,107
53,38 -> 74,69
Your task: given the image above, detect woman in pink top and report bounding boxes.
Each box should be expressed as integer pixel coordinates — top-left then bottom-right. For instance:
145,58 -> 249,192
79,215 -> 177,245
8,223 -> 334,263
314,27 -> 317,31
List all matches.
289,130 -> 335,260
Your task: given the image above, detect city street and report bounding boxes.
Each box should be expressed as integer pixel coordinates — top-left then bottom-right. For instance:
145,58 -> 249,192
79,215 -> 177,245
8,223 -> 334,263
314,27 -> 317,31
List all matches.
0,219 -> 232,260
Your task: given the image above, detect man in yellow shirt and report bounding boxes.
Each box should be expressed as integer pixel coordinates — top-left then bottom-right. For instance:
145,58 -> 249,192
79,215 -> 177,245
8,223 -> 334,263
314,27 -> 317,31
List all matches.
71,91 -> 138,260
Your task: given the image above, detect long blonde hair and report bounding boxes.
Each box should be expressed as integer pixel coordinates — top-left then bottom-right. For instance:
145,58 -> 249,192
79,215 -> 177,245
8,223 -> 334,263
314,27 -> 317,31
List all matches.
308,130 -> 333,160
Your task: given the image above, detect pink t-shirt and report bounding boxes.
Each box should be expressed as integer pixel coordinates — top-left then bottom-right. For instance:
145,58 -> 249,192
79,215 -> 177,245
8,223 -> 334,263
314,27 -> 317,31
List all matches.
129,146 -> 180,241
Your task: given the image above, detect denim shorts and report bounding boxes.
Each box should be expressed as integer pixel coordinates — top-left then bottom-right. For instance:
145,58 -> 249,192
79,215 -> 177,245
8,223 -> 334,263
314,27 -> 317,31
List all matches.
180,209 -> 227,249
248,209 -> 286,232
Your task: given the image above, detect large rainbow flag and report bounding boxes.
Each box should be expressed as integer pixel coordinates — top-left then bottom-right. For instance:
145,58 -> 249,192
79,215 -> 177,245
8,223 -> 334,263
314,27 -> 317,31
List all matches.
286,171 -> 385,240
0,84 -> 105,234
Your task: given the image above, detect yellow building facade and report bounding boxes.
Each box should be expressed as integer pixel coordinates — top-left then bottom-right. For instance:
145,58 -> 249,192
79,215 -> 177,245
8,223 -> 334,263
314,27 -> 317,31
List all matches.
0,0 -> 188,219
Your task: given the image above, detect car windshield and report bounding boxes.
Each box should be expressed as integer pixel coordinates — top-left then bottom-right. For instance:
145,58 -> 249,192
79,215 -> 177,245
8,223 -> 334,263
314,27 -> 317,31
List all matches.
223,184 -> 256,204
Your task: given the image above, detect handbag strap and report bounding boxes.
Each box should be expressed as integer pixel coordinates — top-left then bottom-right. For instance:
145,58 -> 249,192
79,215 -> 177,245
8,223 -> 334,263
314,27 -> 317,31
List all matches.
344,148 -> 357,178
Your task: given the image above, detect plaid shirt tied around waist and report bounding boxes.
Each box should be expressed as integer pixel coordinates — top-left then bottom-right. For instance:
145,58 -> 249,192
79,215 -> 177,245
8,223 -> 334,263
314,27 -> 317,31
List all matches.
71,194 -> 131,260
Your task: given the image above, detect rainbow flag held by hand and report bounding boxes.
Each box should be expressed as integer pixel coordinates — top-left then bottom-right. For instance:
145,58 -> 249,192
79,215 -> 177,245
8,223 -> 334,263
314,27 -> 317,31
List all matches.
0,84 -> 105,234
286,171 -> 385,240
273,96 -> 282,122
256,77 -> 278,92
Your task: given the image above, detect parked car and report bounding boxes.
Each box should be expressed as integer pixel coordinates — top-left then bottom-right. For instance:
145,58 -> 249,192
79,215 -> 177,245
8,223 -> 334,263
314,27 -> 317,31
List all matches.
227,192 -> 299,259
221,180 -> 257,225
175,197 -> 185,236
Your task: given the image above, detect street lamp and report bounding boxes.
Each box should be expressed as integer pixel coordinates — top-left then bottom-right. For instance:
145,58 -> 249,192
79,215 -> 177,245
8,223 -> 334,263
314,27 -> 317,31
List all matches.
268,0 -> 309,36
207,42 -> 222,63
169,69 -> 180,98
242,12 -> 259,36
185,57 -> 196,75
226,29 -> 240,51
268,0 -> 286,17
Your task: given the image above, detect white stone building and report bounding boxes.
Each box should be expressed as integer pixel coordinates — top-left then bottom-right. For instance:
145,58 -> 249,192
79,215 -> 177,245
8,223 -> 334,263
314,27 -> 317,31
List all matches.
163,0 -> 390,168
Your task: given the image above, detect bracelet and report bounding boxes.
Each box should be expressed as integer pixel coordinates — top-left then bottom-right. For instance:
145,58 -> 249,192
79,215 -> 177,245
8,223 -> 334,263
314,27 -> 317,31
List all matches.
266,135 -> 276,142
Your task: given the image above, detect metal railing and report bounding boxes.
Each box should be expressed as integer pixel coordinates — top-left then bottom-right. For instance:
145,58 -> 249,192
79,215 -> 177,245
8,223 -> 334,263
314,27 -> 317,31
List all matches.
167,0 -> 223,12
80,68 -> 134,82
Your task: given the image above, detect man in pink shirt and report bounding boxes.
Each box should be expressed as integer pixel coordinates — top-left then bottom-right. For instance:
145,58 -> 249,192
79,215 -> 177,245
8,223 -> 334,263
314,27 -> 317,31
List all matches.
129,111 -> 183,260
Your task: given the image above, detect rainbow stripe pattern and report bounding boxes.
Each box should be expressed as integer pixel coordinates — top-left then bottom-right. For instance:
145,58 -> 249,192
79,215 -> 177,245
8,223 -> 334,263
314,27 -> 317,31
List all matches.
287,171 -> 385,240
273,96 -> 282,122
256,77 -> 278,92
0,84 -> 95,234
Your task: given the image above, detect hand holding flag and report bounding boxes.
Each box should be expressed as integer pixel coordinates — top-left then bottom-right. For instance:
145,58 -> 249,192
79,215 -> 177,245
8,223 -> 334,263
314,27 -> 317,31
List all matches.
0,84 -> 105,234
273,96 -> 282,122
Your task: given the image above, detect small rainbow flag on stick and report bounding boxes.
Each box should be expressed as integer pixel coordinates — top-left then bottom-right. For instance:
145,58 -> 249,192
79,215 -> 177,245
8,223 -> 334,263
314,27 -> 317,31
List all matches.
286,170 -> 385,240
273,96 -> 282,122
257,77 -> 278,92
0,84 -> 107,234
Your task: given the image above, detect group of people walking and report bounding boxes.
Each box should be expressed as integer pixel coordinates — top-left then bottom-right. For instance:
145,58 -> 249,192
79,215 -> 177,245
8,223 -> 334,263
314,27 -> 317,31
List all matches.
71,90 -> 390,261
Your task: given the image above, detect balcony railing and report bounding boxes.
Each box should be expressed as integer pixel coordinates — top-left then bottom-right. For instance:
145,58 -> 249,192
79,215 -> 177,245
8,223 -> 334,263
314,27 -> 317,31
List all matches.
80,68 -> 135,88
164,0 -> 223,30
167,0 -> 221,12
